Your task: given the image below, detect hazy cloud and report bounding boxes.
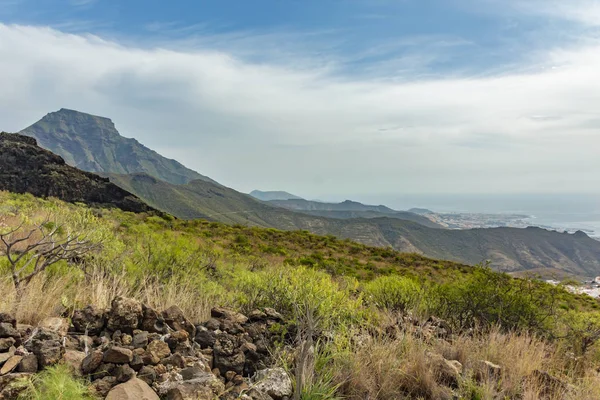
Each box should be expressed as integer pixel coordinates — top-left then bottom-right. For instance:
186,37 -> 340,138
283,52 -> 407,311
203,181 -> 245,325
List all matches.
0,18 -> 599,198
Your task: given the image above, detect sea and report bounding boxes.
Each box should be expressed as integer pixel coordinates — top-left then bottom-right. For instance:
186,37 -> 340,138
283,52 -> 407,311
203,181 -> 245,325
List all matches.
356,193 -> 600,239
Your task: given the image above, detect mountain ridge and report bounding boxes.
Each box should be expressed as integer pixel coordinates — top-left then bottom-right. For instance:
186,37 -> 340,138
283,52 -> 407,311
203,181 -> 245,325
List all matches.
19,109 -> 216,185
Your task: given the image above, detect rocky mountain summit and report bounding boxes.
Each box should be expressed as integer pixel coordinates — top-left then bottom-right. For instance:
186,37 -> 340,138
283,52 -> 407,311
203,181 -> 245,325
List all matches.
0,132 -> 154,214
0,297 -> 294,400
20,109 -> 216,186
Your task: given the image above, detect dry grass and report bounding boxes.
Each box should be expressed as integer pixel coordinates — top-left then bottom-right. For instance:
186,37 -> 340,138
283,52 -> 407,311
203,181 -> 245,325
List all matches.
0,270 -> 222,325
332,323 -> 600,400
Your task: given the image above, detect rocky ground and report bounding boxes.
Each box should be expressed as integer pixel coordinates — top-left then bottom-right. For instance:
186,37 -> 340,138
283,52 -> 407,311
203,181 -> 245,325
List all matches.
0,297 -> 294,399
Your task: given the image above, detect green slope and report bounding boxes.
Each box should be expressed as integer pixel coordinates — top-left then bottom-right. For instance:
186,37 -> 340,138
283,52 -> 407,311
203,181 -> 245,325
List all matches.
19,109 -> 215,185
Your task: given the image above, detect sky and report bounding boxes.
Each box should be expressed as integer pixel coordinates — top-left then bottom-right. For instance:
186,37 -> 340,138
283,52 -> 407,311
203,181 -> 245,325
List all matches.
1,0 -> 600,201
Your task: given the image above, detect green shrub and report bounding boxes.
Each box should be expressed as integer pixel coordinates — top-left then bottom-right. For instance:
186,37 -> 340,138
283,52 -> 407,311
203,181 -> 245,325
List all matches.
364,275 -> 423,312
18,364 -> 97,400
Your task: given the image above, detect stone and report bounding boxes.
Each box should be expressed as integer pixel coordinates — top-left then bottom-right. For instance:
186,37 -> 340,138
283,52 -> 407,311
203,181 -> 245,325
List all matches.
141,350 -> 161,366
0,323 -> 19,339
133,331 -> 149,348
17,354 -> 38,373
263,308 -> 283,321
38,317 -> 70,337
90,376 -> 118,398
106,377 -> 160,400
138,366 -> 157,385
72,305 -> 106,335
130,353 -> 145,371
204,319 -> 221,331
34,340 -> 65,368
62,350 -> 86,375
115,364 -> 137,383
107,297 -> 143,333
162,306 -> 196,338
162,353 -> 186,369
104,347 -> 134,364
81,350 -> 104,374
0,338 -> 15,352
157,371 -> 225,400
195,326 -> 216,348
16,324 -> 34,341
428,354 -> 462,387
141,304 -> 167,334
94,363 -> 116,380
253,368 -> 293,400
180,366 -> 205,381
0,315 -> 15,328
147,340 -> 171,359
0,373 -> 32,399
211,307 -> 248,324
475,360 -> 503,381
0,355 -> 22,375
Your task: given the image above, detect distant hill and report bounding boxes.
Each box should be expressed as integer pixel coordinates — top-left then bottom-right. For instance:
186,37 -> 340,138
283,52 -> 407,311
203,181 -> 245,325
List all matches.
250,190 -> 303,201
19,109 -> 216,185
268,199 -> 441,228
409,208 -> 434,215
0,132 -> 154,213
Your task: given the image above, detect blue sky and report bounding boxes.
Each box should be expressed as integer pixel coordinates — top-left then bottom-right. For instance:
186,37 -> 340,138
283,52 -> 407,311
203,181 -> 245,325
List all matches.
1,0 -> 599,198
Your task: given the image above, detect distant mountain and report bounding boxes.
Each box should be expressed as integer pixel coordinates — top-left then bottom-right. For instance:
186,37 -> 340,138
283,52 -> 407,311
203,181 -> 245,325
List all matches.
250,190 -> 303,201
268,199 -> 441,228
0,132 -> 153,213
409,208 -> 434,215
19,109 -> 215,185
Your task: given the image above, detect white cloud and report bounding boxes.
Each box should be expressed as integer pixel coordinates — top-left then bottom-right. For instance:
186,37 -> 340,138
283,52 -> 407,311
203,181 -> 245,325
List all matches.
0,23 -> 599,197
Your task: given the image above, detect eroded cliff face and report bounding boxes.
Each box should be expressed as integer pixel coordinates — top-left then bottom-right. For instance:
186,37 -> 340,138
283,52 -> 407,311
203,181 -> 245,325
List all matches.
0,132 -> 154,214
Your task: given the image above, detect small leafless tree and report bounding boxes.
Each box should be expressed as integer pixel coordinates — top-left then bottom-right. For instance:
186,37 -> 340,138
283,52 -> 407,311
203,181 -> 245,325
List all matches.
0,217 -> 100,298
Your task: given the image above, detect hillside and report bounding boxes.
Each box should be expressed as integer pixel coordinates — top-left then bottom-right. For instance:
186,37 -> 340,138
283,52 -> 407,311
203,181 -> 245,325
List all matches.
19,109 -> 216,185
105,173 -> 600,276
250,190 -> 303,201
268,198 -> 441,228
0,132 -> 154,213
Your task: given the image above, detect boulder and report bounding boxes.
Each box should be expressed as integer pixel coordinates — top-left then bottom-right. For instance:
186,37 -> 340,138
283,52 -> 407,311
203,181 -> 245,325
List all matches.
141,304 -> 167,334
81,350 -> 104,374
62,350 -> 86,375
72,305 -> 106,335
0,355 -> 22,375
252,368 -> 293,400
0,323 -> 19,339
34,340 -> 65,368
147,340 -> 171,359
428,354 -> 462,387
156,371 -> 225,400
115,364 -> 137,383
17,354 -> 38,373
195,326 -> 216,348
138,366 -> 157,385
0,338 -> 15,352
38,317 -> 70,337
0,315 -> 15,328
133,331 -> 149,349
162,306 -> 196,338
106,378 -> 159,400
107,297 -> 143,333
104,347 -> 134,364
211,307 -> 248,325
90,376 -> 118,398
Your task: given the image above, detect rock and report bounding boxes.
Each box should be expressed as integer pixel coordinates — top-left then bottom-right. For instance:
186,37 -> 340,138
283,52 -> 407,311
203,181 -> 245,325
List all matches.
38,317 -> 70,337
81,350 -> 104,374
0,355 -> 22,375
141,350 -> 161,366
194,326 -> 216,348
147,340 -> 171,359
263,308 -> 283,321
428,354 -> 462,387
159,372 -> 225,400
17,354 -> 38,373
94,363 -> 116,380
211,307 -> 248,325
253,368 -> 293,400
106,377 -> 160,400
34,340 -> 65,368
115,364 -> 137,383
90,376 -> 118,398
162,353 -> 186,369
180,366 -> 206,381
204,319 -> 221,331
72,305 -> 106,335
0,338 -> 15,352
0,323 -> 19,339
138,366 -> 157,385
107,297 -> 143,333
475,360 -> 502,381
141,304 -> 167,334
104,347 -> 134,364
0,352 -> 14,366
16,324 -> 34,341
62,350 -> 86,375
245,388 -> 275,400
0,373 -> 32,399
162,306 -> 196,338
133,331 -> 149,348
130,353 -> 145,371
0,315 -> 15,328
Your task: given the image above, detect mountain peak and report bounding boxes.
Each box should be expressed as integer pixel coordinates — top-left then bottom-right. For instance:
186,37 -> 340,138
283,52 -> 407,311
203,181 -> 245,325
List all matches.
19,110 -> 216,186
